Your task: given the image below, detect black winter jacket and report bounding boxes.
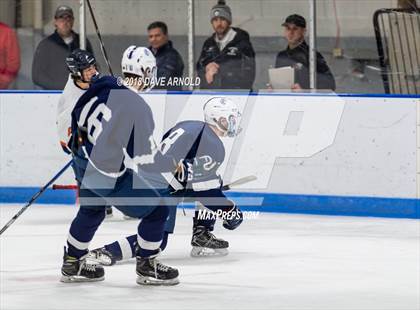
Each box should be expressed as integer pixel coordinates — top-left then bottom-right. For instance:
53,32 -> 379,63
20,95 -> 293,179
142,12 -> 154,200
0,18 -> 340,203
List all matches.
197,27 -> 255,91
32,30 -> 93,90
275,41 -> 335,91
150,41 -> 184,91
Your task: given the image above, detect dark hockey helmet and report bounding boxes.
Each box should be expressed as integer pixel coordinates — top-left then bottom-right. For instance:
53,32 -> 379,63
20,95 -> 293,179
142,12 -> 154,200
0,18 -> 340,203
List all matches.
66,49 -> 97,82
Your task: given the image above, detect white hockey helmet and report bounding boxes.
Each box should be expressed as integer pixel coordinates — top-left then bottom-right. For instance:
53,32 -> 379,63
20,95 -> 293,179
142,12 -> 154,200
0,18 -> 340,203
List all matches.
121,45 -> 157,90
203,97 -> 241,137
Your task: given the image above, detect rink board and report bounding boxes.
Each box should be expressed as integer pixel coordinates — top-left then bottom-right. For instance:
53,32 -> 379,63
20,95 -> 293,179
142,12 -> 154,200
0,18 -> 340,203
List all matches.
0,187 -> 418,219
0,91 -> 419,218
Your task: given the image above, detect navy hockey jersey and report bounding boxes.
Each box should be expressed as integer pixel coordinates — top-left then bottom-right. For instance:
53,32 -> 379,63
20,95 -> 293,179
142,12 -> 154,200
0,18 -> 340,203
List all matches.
160,120 -> 225,191
71,76 -> 175,179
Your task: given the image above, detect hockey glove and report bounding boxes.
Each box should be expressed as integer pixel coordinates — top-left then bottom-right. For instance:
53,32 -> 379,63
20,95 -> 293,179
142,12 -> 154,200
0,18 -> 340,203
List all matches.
222,204 -> 243,230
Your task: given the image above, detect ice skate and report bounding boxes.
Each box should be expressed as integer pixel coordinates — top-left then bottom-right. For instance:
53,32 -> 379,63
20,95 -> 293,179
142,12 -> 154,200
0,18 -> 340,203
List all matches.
60,247 -> 105,283
190,226 -> 229,257
136,256 -> 179,286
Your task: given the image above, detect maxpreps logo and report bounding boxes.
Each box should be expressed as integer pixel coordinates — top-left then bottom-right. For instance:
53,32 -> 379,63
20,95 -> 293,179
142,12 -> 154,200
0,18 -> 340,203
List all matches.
197,209 -> 260,220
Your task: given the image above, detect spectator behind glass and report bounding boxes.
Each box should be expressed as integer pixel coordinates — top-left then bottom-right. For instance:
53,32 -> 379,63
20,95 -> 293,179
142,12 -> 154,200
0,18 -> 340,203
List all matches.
147,21 -> 184,91
0,22 -> 20,89
196,0 -> 255,91
32,5 -> 94,90
275,14 -> 336,91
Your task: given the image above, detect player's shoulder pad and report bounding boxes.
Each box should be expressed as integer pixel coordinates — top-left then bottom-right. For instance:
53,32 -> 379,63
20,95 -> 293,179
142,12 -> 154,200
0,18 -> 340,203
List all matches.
177,120 -> 206,133
136,93 -> 153,112
171,120 -> 206,142
103,89 -> 154,126
90,76 -> 124,91
76,76 -> 123,104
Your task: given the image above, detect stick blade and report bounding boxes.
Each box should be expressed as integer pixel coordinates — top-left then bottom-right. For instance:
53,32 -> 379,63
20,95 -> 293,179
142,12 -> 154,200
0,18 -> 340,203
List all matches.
227,175 -> 257,188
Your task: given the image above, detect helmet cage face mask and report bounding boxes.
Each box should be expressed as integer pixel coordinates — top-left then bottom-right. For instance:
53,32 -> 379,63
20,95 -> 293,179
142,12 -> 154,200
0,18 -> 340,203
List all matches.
204,97 -> 241,137
139,66 -> 157,92
215,113 -> 241,137
121,46 -> 157,91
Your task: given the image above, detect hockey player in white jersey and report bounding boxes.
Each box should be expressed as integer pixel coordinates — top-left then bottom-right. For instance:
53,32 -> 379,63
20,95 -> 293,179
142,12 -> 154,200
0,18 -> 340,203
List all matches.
56,49 -> 98,153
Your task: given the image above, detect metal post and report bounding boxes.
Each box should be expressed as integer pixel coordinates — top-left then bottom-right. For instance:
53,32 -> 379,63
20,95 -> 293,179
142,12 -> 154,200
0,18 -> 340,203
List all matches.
187,0 -> 195,90
33,0 -> 43,30
309,0 -> 317,90
417,98 -> 420,199
79,0 -> 86,49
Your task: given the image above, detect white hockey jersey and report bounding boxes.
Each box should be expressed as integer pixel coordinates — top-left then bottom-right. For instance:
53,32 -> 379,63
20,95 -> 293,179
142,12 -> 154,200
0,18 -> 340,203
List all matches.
56,74 -> 86,152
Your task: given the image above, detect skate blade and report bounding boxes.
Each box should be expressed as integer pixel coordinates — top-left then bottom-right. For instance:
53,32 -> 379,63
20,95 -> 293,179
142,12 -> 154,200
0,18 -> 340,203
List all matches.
136,275 -> 179,286
190,246 -> 228,257
60,275 -> 104,283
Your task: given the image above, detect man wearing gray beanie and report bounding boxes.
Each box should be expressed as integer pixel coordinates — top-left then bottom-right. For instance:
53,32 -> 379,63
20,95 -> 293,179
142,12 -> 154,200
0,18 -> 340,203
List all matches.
210,1 -> 232,24
197,0 -> 255,90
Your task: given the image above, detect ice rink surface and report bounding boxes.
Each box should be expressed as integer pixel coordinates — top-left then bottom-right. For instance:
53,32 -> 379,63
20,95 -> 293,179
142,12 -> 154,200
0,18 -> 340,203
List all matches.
0,204 -> 419,310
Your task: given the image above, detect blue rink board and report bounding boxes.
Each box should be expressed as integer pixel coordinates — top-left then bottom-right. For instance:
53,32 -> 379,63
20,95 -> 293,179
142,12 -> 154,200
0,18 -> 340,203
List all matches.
0,187 -> 418,219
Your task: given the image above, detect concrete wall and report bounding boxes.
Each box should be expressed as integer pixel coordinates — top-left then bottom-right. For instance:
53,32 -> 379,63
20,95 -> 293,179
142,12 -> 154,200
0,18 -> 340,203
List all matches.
0,92 -> 417,200
7,0 -> 398,91
11,0 -> 397,92
40,0 -> 397,37
0,0 -> 16,27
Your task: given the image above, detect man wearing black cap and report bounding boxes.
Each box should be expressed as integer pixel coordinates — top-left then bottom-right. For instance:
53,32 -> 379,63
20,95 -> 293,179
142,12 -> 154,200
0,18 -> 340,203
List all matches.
197,0 -> 255,91
275,14 -> 335,91
32,5 -> 94,90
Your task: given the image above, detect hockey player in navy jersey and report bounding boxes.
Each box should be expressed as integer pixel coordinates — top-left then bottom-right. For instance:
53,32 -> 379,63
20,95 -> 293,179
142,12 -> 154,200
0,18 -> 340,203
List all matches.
88,96 -> 244,265
60,45 -> 188,285
56,49 -> 113,218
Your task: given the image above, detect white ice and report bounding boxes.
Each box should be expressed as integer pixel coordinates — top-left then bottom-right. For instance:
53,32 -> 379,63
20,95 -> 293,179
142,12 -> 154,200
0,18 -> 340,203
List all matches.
1,204 -> 419,310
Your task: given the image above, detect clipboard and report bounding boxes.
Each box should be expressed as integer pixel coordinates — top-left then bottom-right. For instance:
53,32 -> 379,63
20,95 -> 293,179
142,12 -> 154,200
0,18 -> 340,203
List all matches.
268,66 -> 295,90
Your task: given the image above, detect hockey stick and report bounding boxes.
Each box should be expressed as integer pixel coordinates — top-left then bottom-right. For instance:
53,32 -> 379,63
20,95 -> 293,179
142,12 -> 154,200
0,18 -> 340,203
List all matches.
52,184 -> 78,190
85,0 -> 114,76
52,175 -> 257,192
221,175 -> 257,191
181,175 -> 257,216
0,159 -> 73,236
